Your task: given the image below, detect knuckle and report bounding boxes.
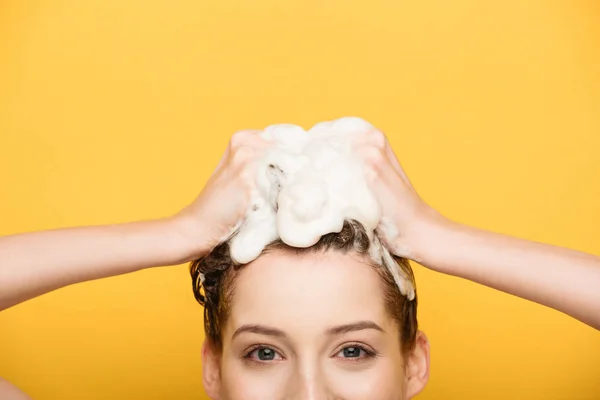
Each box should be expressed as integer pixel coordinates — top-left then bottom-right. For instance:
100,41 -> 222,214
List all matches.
230,130 -> 253,150
230,145 -> 253,166
367,128 -> 387,149
230,129 -> 265,151
362,145 -> 386,167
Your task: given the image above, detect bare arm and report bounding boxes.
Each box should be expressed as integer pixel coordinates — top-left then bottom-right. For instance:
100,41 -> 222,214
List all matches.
406,212 -> 600,330
0,378 -> 31,400
0,216 -> 206,311
0,130 -> 265,312
361,126 -> 600,331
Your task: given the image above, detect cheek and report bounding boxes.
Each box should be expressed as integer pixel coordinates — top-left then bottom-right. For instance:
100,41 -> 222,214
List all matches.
326,358 -> 406,400
219,358 -> 291,400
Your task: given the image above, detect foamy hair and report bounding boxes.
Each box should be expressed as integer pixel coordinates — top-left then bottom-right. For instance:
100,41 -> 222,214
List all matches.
227,117 -> 415,300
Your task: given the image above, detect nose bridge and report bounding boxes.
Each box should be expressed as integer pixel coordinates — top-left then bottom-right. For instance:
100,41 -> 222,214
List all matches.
290,355 -> 329,400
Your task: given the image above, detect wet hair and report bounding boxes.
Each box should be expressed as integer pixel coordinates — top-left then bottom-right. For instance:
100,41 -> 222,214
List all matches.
190,220 -> 418,354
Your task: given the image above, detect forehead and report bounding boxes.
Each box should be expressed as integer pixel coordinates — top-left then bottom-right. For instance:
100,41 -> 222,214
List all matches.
226,250 -> 391,334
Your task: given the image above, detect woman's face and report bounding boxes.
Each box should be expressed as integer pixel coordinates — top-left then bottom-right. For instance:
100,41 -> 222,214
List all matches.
202,250 -> 430,400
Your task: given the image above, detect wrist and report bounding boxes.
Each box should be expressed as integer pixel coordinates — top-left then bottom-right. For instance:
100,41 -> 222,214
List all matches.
165,212 -> 212,264
397,206 -> 457,268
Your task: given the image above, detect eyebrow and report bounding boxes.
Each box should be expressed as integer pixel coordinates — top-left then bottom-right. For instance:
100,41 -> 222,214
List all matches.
232,324 -> 288,340
231,321 -> 384,340
325,321 -> 385,336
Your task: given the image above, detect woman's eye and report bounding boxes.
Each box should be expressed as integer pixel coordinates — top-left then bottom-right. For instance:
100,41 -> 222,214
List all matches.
336,346 -> 371,359
247,347 -> 282,362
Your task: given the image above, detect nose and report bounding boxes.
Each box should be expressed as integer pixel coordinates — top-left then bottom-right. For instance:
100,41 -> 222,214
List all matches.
289,363 -> 331,400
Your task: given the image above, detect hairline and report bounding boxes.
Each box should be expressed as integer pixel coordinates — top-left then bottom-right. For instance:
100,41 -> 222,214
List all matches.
218,244 -> 408,348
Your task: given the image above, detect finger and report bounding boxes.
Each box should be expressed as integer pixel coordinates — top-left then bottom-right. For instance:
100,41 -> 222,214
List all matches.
217,129 -> 263,169
211,141 -> 231,177
384,140 -> 415,188
381,135 -> 402,172
230,129 -> 260,148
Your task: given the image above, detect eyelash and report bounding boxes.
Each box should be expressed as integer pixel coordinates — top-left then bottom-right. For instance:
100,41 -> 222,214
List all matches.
333,343 -> 378,363
242,343 -> 378,365
243,344 -> 285,365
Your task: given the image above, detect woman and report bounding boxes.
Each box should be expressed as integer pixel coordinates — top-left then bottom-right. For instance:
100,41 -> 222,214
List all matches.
1,127 -> 599,399
192,218 -> 426,399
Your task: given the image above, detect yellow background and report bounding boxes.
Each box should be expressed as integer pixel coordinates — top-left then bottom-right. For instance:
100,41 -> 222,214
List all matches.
1,0 -> 599,399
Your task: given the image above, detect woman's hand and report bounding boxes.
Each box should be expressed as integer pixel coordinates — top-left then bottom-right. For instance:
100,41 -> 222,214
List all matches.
358,124 -> 600,330
354,125 -> 441,263
174,130 -> 270,261
0,130 -> 270,310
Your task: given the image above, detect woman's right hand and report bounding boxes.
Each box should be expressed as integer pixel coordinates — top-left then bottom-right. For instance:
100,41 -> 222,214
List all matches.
174,129 -> 271,261
0,129 -> 272,311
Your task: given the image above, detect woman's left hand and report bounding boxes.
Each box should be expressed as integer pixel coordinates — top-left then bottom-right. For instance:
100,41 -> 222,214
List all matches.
354,124 -> 441,262
356,123 -> 600,330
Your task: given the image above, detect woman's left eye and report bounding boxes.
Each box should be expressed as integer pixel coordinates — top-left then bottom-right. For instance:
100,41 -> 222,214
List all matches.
335,345 -> 374,360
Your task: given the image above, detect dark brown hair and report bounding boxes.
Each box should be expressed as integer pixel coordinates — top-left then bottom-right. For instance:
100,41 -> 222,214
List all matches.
190,220 -> 418,354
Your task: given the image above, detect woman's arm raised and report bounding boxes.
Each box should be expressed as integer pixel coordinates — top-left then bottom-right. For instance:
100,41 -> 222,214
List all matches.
406,212 -> 600,330
361,127 -> 600,330
0,130 -> 266,311
0,217 -> 207,311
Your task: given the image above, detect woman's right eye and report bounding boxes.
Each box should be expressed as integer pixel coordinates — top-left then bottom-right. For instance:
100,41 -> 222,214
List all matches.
245,346 -> 283,362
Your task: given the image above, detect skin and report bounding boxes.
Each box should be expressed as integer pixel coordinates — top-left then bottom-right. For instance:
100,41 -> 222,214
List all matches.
0,126 -> 598,398
202,250 -> 429,400
0,378 -> 29,400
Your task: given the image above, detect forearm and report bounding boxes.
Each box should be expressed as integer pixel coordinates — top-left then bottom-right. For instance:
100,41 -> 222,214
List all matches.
0,378 -> 30,400
0,216 -> 206,311
408,213 -> 600,330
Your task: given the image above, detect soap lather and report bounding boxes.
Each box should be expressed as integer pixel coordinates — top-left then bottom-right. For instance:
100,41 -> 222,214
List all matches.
227,117 -> 415,300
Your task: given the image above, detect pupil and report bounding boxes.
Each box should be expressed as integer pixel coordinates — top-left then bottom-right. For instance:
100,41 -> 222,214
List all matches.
343,347 -> 360,358
258,348 -> 275,360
